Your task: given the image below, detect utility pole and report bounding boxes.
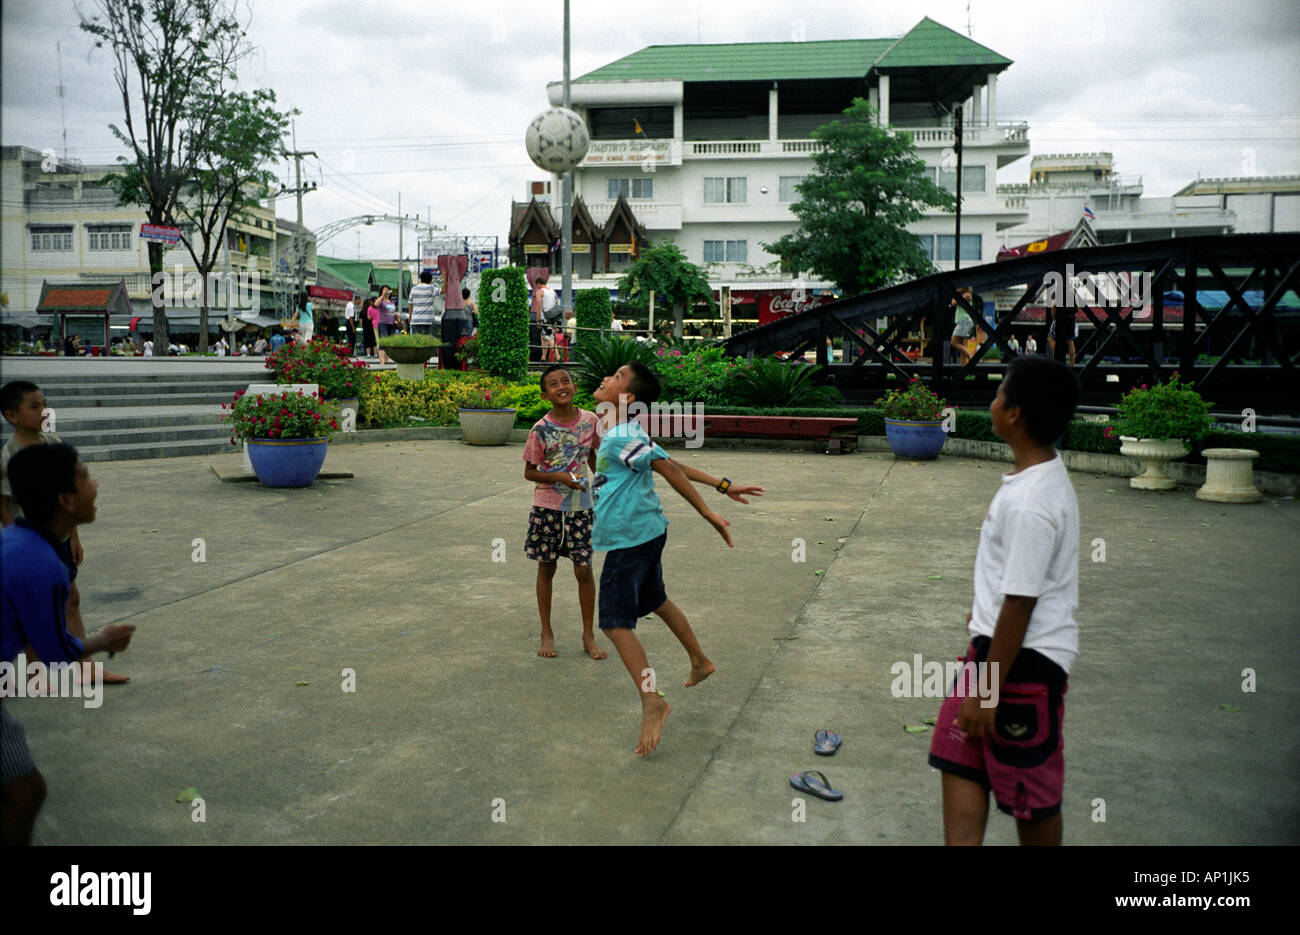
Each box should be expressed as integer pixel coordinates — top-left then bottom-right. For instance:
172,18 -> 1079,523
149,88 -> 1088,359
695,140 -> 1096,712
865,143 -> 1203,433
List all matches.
282,123 -> 317,316
397,192 -> 404,329
562,0 -> 574,320
953,105 -> 964,274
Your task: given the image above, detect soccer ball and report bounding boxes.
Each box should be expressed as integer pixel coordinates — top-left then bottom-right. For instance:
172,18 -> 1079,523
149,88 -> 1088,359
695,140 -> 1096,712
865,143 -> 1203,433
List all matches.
525,108 -> 590,174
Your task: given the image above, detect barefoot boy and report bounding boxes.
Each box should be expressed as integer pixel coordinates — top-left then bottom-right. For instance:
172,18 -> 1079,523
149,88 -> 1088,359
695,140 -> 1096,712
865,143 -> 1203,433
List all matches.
591,362 -> 762,756
1,381 -> 127,684
927,356 -> 1081,845
522,365 -> 606,660
1,443 -> 136,845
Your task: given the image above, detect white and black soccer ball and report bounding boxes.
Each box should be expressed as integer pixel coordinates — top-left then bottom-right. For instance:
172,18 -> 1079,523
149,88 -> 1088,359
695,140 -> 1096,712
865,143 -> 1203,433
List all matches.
525,107 -> 590,174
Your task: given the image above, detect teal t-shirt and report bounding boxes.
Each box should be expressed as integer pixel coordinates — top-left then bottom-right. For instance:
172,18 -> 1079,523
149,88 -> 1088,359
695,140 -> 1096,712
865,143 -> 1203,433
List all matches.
591,420 -> 669,551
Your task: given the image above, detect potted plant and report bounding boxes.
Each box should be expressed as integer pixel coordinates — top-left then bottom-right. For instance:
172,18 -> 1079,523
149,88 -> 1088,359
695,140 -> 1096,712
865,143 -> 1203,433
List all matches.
1107,375 -> 1215,490
457,383 -> 516,446
265,338 -> 369,416
378,333 -> 439,380
225,389 -> 339,487
876,377 -> 951,459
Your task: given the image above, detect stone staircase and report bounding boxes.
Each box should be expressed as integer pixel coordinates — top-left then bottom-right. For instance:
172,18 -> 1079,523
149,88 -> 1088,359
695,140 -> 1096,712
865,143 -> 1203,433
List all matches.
3,369 -> 254,462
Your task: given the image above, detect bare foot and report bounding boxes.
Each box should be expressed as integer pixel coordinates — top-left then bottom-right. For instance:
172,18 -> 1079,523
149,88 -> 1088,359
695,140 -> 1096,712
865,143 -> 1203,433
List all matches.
582,635 -> 608,660
76,661 -> 130,685
538,633 -> 557,658
636,695 -> 670,756
684,660 -> 716,687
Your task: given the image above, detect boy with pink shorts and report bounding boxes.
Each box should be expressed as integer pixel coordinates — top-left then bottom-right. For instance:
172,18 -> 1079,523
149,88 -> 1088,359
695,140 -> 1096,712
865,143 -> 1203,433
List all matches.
927,356 -> 1081,845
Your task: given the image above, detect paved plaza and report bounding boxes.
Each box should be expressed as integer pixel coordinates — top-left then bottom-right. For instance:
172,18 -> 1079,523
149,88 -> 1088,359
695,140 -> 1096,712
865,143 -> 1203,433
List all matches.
10,438 -> 1299,845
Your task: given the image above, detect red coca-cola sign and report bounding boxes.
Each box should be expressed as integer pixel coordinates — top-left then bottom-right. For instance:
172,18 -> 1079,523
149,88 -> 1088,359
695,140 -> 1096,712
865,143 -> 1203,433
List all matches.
752,289 -> 836,324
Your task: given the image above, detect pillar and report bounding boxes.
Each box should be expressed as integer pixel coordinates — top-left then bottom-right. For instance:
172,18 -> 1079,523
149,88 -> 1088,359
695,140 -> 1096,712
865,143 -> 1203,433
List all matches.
769,85 -> 779,140
878,73 -> 890,126
986,72 -> 998,126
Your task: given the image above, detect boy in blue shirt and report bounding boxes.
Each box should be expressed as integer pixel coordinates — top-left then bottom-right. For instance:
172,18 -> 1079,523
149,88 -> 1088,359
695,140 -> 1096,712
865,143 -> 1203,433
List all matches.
591,363 -> 762,756
1,443 -> 135,845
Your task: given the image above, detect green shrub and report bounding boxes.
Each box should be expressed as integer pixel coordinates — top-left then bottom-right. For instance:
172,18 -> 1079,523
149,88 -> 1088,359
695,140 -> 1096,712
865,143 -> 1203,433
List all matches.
651,345 -> 740,405
875,377 -> 948,421
377,333 -> 439,349
360,370 -> 514,428
264,338 -> 369,400
569,333 -> 658,395
731,357 -> 843,407
1112,375 -> 1215,441
574,288 -> 612,349
477,266 -> 529,380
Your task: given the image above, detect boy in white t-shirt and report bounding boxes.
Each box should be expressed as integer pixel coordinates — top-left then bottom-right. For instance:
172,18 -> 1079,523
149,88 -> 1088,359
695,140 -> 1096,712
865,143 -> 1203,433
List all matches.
928,355 -> 1081,846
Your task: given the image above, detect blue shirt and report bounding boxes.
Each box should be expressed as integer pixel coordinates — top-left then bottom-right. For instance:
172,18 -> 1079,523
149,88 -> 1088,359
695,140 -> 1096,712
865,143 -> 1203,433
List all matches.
1,523 -> 82,665
591,421 -> 669,551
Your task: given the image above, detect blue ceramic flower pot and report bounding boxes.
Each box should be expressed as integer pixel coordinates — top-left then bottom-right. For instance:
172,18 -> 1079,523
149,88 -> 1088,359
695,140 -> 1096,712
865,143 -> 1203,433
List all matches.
246,437 -> 329,487
884,419 -> 947,459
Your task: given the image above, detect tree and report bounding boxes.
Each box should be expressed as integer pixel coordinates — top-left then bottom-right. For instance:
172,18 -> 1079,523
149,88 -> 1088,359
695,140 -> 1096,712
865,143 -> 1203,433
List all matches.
172,88 -> 293,352
764,99 -> 955,296
616,243 -> 715,338
81,0 -> 253,351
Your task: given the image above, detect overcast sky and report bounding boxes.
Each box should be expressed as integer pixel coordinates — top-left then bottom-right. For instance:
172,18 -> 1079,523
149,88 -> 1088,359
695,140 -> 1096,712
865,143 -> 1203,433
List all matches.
3,0 -> 1298,261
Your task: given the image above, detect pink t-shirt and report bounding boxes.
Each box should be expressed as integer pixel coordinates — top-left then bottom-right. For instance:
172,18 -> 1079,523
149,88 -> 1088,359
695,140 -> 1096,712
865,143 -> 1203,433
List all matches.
522,409 -> 598,511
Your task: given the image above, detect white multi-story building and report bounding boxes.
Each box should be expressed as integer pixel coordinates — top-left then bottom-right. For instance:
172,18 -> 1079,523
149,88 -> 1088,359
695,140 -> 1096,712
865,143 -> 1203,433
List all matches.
1,145 -> 312,329
524,17 -> 1031,299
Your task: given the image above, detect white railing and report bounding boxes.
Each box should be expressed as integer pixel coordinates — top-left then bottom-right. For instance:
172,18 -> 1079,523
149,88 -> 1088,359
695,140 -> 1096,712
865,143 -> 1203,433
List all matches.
905,122 -> 1029,146
689,141 -> 762,155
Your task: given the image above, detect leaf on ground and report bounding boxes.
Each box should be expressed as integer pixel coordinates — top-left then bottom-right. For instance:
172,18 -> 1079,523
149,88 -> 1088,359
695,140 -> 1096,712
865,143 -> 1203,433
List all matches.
296,680 -> 310,686
1201,522 -> 1212,527
1220,704 -> 1240,713
814,570 -> 825,576
922,717 -> 938,726
824,517 -> 834,521
904,725 -> 929,733
817,540 -> 825,545
176,787 -> 200,803
927,574 -> 943,580
1105,488 -> 1116,493
1146,537 -> 1156,542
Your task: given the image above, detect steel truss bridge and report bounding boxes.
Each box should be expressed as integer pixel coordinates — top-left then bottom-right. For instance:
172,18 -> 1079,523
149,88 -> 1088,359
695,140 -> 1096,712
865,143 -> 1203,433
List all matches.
723,234 -> 1300,415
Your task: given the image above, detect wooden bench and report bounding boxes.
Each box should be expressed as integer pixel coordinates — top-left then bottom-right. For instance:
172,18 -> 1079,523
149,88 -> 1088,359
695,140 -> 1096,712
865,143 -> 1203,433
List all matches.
701,415 -> 859,454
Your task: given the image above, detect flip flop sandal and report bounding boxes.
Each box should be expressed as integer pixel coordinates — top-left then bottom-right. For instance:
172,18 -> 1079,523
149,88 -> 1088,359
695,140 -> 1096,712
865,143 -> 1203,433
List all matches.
814,729 -> 842,756
789,770 -> 843,802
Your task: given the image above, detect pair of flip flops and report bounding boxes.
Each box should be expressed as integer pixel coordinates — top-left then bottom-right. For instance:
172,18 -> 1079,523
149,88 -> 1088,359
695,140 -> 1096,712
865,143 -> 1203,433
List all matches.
790,730 -> 845,801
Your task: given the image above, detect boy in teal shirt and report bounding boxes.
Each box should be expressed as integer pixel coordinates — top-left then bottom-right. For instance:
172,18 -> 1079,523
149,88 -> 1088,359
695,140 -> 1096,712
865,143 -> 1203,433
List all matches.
591,362 -> 763,756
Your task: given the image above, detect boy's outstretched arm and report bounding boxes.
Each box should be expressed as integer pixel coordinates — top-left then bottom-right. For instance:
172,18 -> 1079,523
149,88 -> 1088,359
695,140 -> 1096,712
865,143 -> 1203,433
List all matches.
652,458 -> 733,547
668,459 -> 765,504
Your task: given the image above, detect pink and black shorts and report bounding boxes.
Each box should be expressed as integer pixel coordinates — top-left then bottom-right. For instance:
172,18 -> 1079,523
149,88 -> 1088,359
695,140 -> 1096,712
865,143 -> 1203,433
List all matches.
928,637 -> 1069,821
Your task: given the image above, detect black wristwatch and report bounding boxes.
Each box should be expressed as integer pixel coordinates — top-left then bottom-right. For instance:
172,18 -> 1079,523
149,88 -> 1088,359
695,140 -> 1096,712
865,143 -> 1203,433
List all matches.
716,477 -> 731,494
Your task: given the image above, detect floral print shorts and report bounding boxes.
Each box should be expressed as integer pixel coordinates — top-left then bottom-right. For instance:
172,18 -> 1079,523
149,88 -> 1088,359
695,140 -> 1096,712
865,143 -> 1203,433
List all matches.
524,506 -> 593,565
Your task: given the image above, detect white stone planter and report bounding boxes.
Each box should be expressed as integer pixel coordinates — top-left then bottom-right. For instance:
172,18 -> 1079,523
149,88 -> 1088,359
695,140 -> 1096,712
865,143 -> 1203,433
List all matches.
1119,436 -> 1190,490
458,408 -> 516,446
1196,448 -> 1262,503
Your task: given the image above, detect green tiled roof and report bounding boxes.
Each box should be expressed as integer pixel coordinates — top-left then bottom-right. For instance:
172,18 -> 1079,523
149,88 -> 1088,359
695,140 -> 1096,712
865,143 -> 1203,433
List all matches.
370,267 -> 411,293
316,256 -> 373,292
874,17 -> 1011,70
577,17 -> 1009,83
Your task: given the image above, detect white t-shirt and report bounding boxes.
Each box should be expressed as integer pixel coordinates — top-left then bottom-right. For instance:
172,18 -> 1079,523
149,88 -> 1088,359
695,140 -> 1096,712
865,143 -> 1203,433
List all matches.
345,301 -> 355,321
143,340 -> 154,356
969,454 -> 1079,674
538,287 -> 558,320
610,319 -> 624,332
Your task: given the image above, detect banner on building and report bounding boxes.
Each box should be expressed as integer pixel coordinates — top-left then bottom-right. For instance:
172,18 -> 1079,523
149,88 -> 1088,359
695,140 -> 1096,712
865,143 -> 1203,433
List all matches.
140,224 -> 182,245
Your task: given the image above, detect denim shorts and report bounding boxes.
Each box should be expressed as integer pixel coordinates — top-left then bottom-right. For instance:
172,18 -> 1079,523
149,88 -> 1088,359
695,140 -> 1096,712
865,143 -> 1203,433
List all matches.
598,532 -> 668,630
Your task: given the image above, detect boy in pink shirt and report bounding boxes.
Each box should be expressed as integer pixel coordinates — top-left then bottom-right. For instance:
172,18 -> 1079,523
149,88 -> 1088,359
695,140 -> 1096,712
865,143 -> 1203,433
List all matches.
522,365 -> 606,661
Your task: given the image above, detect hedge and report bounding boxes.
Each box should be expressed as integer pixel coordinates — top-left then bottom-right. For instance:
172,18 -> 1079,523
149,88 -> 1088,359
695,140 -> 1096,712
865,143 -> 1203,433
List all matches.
574,288 -> 612,349
476,266 -> 529,380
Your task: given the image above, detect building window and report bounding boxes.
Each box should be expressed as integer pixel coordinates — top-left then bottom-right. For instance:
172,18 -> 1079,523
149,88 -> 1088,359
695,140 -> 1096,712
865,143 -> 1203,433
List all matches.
935,234 -> 982,262
916,234 -> 934,260
608,177 -> 653,199
931,166 -> 986,194
703,177 -> 747,204
30,227 -> 73,252
703,240 -> 747,263
779,176 -> 804,203
87,224 -> 133,251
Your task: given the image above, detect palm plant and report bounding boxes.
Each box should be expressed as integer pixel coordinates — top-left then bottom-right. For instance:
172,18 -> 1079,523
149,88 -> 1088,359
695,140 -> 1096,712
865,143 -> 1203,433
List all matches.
568,333 -> 659,395
731,357 -> 844,407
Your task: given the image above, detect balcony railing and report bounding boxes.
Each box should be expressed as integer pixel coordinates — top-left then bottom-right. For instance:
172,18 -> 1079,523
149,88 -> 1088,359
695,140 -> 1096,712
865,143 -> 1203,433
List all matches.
904,122 -> 1029,146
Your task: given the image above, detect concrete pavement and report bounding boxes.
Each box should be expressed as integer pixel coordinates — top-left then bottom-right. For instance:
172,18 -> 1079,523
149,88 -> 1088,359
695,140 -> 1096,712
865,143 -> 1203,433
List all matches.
10,439 -> 1298,845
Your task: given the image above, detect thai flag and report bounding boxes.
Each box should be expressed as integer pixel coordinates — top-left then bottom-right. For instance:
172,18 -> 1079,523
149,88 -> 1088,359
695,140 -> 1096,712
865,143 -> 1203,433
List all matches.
1083,204 -> 1096,220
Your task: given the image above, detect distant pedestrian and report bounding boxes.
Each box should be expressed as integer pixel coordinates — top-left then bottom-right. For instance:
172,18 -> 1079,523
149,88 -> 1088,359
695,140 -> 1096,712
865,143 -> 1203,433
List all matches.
409,271 -> 438,337
345,296 -> 357,352
361,298 -> 378,359
299,295 -> 315,343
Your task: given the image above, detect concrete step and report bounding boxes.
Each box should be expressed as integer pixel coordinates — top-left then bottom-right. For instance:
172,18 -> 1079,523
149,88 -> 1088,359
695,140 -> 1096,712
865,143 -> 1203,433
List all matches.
76,438 -> 236,463
40,405 -> 225,431
52,423 -> 234,449
49,391 -> 236,408
40,380 -> 254,399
